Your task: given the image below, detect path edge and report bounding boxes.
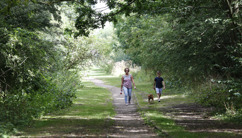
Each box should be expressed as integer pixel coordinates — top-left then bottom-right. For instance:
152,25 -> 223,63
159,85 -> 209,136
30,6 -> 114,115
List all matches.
132,89 -> 169,137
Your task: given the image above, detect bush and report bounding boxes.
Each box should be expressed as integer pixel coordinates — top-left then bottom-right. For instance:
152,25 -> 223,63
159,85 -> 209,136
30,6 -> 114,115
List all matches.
193,79 -> 242,111
131,70 -> 153,82
0,122 -> 16,137
100,61 -> 114,74
0,70 -> 80,135
225,109 -> 242,125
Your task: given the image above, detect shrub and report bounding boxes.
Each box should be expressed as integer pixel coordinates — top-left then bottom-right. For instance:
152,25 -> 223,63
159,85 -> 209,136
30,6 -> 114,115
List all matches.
193,79 -> 242,111
0,70 -> 80,135
101,61 -> 114,74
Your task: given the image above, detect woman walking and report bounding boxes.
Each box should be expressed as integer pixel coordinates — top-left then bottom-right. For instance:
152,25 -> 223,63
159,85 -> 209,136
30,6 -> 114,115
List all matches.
121,68 -> 136,105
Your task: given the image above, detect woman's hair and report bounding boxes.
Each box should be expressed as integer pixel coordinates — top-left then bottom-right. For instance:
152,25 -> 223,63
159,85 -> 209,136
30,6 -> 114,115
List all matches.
124,68 -> 130,72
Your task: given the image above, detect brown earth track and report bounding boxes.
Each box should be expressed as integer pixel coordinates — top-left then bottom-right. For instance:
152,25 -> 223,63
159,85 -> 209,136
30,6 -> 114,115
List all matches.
164,103 -> 242,135
137,89 -> 242,137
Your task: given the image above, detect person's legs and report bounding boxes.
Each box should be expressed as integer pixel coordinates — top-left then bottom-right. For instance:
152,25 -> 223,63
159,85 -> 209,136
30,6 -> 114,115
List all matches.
155,88 -> 160,101
123,87 -> 128,104
156,88 -> 162,102
128,88 -> 132,104
159,88 -> 162,102
157,93 -> 160,101
158,93 -> 161,102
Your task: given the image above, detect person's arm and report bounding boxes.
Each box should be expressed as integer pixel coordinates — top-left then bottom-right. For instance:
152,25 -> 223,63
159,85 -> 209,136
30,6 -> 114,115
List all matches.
131,75 -> 136,89
121,76 -> 124,91
162,81 -> 166,90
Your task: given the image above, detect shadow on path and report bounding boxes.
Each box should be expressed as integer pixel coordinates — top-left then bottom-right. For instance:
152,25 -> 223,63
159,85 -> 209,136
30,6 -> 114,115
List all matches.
162,103 -> 242,134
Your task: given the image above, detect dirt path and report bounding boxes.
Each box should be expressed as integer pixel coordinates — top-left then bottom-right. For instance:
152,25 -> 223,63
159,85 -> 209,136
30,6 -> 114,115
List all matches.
164,104 -> 242,134
88,78 -> 159,138
137,90 -> 242,136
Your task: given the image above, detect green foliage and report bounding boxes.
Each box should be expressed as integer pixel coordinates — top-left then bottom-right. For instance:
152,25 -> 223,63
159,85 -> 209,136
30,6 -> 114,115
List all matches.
0,71 -> 80,128
0,1 -> 91,136
86,24 -> 120,74
131,70 -> 153,82
101,61 -> 114,74
0,122 -> 16,137
114,0 -> 241,112
194,79 -> 242,110
0,0 -> 241,135
115,13 -> 241,83
224,109 -> 242,125
112,49 -> 130,62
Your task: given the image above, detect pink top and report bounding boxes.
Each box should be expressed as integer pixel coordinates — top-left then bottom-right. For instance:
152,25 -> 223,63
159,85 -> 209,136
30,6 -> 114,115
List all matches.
123,75 -> 132,89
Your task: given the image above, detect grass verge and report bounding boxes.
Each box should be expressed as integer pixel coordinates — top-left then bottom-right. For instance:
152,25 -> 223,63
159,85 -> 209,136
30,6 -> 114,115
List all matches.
14,81 -> 115,137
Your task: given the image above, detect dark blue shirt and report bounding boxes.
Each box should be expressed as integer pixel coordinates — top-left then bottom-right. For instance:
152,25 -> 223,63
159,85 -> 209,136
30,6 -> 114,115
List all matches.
154,77 -> 164,88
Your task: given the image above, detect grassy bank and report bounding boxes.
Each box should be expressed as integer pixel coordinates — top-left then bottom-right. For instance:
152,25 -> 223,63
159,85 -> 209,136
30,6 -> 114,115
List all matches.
13,81 -> 115,137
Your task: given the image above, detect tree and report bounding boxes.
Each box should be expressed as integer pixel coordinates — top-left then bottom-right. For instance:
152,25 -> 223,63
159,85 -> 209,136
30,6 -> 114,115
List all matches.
114,0 -> 241,110
0,1 -> 90,131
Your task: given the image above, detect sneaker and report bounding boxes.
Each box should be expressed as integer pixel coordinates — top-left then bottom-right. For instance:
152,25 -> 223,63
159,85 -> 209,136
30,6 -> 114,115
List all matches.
126,103 -> 128,106
158,100 -> 160,102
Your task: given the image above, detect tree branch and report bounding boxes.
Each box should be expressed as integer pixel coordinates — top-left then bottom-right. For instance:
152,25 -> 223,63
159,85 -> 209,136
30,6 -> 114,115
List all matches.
31,0 -> 75,5
107,0 -> 137,17
226,0 -> 233,17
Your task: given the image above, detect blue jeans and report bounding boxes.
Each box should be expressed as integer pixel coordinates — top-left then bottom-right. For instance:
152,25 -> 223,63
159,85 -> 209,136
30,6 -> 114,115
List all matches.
123,87 -> 132,104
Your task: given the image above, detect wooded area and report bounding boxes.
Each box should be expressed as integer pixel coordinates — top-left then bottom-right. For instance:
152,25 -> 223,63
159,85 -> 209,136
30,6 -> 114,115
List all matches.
0,0 -> 241,136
